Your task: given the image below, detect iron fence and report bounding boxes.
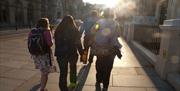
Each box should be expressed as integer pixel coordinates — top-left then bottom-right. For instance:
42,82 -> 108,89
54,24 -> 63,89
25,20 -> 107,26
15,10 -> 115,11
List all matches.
133,25 -> 161,55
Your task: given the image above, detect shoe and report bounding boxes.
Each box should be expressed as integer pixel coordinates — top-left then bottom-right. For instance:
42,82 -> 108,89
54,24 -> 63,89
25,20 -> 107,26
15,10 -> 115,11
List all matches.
68,82 -> 77,89
102,88 -> 107,91
95,82 -> 101,91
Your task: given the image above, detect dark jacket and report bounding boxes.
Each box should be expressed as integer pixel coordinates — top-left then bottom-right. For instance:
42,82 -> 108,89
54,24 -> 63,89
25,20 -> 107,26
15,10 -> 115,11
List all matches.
80,16 -> 98,35
54,29 -> 83,57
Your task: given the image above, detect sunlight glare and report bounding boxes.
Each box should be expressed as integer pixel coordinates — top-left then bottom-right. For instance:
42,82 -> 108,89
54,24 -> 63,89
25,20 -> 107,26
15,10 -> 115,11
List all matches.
83,0 -> 119,8
83,0 -> 137,17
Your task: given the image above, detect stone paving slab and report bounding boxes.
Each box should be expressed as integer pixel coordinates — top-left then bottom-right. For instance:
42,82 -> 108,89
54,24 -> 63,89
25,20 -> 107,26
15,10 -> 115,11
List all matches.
112,67 -> 137,75
112,74 -> 172,89
1,69 -> 38,80
113,75 -> 156,87
0,53 -> 29,59
0,49 -> 29,54
0,51 -> 29,57
135,67 -> 158,76
20,63 -> 37,71
82,86 -> 147,91
84,66 -> 113,86
14,73 -> 40,91
0,66 -> 13,75
146,88 -> 175,91
0,28 -> 29,34
89,60 -> 141,75
0,78 -> 24,91
113,55 -> 141,68
48,73 -> 59,84
0,61 -> 28,69
108,87 -> 147,91
45,83 -> 59,91
0,57 -> 31,63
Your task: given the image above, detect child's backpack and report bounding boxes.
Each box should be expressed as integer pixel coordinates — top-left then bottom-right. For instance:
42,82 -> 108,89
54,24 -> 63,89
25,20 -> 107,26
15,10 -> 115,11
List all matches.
28,28 -> 49,55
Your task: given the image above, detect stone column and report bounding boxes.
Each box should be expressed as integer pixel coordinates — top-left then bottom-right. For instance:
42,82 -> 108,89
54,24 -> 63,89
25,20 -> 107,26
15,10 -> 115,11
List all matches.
155,0 -> 166,25
37,4 -> 41,20
155,19 -> 180,90
33,3 -> 41,24
167,0 -> 180,19
47,0 -> 57,22
9,6 -> 15,25
175,0 -> 180,18
23,1 -> 28,25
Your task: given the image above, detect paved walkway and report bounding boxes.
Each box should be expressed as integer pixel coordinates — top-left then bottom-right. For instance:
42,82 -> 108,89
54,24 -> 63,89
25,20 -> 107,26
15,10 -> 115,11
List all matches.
79,38 -> 175,91
0,28 -> 30,35
0,33 -> 175,91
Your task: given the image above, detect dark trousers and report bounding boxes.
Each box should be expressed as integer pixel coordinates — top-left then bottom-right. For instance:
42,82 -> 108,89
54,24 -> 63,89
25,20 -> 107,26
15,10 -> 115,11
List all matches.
95,54 -> 115,89
84,35 -> 94,61
56,54 -> 78,91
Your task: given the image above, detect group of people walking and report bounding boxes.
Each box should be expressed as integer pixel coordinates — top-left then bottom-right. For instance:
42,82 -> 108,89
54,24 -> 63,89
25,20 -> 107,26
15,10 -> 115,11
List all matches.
28,8 -> 122,91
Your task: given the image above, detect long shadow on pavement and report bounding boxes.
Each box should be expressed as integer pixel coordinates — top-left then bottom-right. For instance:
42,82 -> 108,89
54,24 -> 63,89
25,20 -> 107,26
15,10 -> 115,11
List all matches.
29,63 -> 91,91
128,42 -> 175,91
30,83 -> 41,91
74,63 -> 92,91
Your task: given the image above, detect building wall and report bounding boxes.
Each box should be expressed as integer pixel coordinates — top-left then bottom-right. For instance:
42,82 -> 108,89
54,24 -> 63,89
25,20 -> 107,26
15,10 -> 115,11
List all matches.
60,0 -> 84,18
155,0 -> 180,24
47,0 -> 57,22
56,0 -> 63,18
155,0 -> 169,25
167,0 -> 180,19
0,0 -> 63,29
136,0 -> 160,16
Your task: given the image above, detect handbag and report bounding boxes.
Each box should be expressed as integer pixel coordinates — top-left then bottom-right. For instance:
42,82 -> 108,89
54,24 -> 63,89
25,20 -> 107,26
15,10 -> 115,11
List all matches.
80,49 -> 88,64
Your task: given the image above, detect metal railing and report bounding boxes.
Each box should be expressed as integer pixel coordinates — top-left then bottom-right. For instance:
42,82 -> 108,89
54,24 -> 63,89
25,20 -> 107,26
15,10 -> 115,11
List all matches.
133,25 -> 161,55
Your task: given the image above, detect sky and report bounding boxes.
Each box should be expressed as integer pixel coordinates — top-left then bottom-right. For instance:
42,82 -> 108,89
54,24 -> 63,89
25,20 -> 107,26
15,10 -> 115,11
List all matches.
83,0 -> 119,8
82,0 -> 137,17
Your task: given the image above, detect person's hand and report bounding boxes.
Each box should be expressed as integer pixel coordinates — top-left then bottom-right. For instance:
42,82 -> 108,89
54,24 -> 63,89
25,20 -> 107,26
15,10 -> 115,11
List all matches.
116,50 -> 122,59
114,47 -> 122,59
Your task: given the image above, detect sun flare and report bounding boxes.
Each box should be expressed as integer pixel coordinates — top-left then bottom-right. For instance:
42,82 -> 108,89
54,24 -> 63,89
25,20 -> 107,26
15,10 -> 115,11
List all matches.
83,0 -> 137,17
83,0 -> 119,8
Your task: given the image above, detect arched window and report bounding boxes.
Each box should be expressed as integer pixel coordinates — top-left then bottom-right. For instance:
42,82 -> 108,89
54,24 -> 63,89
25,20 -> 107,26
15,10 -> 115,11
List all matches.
0,0 -> 9,23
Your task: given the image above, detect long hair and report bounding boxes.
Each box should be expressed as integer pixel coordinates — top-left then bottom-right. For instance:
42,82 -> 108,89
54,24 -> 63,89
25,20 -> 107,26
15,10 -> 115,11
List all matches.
36,18 -> 50,30
55,15 -> 77,35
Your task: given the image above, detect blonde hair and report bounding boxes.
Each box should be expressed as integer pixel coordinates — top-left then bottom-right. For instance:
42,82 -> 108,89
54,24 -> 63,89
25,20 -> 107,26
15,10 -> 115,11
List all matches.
36,18 -> 50,30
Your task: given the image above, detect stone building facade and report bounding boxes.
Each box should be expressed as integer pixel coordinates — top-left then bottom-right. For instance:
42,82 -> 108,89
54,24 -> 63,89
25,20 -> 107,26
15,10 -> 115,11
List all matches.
0,0 -> 84,29
136,0 -> 159,16
60,0 -> 84,18
0,0 -> 47,28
